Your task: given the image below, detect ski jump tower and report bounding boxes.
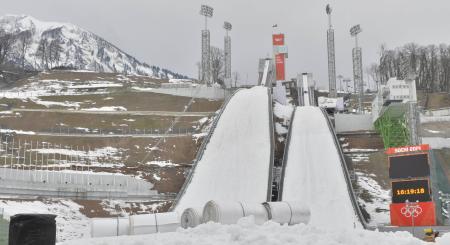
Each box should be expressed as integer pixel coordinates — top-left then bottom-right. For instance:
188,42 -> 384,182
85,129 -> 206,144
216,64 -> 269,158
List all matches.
200,5 -> 213,85
326,4 -> 337,98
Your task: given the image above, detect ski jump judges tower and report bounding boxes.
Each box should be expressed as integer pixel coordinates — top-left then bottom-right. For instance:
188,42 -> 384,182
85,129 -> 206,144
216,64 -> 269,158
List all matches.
350,24 -> 364,113
200,5 -> 213,85
326,4 -> 337,98
223,21 -> 232,88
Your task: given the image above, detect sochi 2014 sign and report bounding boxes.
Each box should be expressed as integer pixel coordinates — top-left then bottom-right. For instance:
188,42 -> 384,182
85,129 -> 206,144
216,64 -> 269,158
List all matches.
385,144 -> 430,155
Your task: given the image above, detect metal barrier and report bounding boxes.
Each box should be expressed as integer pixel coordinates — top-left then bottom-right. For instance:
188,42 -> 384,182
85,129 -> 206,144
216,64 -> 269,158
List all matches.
267,89 -> 275,202
320,108 -> 369,229
278,108 -> 296,201
0,126 -> 197,137
169,89 -> 241,211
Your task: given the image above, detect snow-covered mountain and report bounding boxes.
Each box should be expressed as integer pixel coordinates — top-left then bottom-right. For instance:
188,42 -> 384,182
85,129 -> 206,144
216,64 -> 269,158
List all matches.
0,15 -> 187,79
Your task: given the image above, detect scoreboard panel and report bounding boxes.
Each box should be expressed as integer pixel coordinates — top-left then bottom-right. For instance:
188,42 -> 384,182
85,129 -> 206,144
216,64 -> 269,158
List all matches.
388,153 -> 429,179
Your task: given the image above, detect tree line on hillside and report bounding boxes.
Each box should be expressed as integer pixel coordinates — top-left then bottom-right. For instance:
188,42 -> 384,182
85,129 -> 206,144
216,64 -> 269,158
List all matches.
373,43 -> 450,92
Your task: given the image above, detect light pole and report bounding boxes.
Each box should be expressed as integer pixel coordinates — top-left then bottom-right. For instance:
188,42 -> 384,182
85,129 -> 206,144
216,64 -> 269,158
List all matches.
326,4 -> 337,98
223,21 -> 232,88
200,5 -> 214,86
350,24 -> 364,113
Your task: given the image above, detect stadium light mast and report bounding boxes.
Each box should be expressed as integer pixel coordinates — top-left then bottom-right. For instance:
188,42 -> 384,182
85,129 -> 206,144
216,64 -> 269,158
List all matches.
200,5 -> 214,85
350,24 -> 364,113
326,4 -> 337,98
223,21 -> 232,88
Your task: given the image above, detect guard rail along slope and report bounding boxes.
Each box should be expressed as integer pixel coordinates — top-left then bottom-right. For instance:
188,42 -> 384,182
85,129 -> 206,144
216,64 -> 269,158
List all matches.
171,87 -> 274,213
279,106 -> 368,229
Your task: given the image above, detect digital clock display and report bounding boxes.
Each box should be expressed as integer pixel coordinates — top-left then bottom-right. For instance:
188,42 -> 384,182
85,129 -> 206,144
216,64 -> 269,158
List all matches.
392,179 -> 431,203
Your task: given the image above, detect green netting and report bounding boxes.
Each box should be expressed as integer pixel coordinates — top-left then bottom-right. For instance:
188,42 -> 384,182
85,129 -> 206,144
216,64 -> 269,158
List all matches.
374,109 -> 410,149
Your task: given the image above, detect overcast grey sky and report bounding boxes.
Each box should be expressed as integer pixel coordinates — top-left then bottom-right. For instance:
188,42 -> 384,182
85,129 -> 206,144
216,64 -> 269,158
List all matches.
2,0 -> 450,88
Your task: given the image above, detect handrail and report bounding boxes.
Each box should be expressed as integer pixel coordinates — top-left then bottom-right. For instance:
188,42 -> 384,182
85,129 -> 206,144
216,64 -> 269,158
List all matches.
266,88 -> 275,201
320,108 -> 369,229
169,89 -> 242,211
277,107 -> 296,201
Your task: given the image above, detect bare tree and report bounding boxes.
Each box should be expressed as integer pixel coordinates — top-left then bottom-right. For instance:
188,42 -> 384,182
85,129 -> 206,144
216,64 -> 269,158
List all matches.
18,31 -> 32,69
210,46 -> 224,86
0,32 -> 15,65
36,38 -> 49,69
48,39 -> 62,68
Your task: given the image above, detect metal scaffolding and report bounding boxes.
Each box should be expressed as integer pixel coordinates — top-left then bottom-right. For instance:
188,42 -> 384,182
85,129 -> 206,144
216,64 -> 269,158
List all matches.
200,5 -> 213,85
223,22 -> 232,88
326,4 -> 337,98
350,25 -> 364,113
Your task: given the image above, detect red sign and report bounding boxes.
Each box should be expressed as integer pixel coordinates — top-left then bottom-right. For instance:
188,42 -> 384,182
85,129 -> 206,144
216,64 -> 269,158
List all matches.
275,54 -> 285,81
272,34 -> 286,81
390,201 -> 436,226
386,144 -> 430,155
272,34 -> 284,46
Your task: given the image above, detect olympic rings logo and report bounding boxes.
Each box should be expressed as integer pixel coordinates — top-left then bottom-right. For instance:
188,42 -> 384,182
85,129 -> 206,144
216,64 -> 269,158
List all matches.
400,205 -> 422,218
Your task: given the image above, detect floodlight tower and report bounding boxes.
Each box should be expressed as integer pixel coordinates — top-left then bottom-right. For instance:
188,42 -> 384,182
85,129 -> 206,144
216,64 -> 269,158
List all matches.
326,4 -> 337,98
223,21 -> 232,88
350,24 -> 364,113
200,5 -> 213,85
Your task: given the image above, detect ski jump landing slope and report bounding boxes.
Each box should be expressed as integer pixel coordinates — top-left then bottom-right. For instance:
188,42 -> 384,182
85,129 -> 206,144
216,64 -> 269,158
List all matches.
281,106 -> 360,229
174,86 -> 273,212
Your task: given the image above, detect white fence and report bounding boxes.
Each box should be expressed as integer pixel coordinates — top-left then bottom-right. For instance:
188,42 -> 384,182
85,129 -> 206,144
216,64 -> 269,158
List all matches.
0,136 -> 157,199
335,113 -> 374,133
149,86 -> 230,100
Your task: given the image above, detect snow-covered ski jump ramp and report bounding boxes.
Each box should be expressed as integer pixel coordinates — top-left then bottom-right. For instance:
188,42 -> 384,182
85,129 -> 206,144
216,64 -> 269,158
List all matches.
280,106 -> 367,229
172,86 -> 274,212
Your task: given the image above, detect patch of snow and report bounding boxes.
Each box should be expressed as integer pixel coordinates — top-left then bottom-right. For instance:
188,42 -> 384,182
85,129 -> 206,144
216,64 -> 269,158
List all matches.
34,100 -> 81,108
152,173 -> 161,181
275,122 -> 288,134
0,128 -> 36,135
425,129 -> 440,134
422,137 -> 450,149
131,87 -> 153,92
356,172 -> 390,226
273,102 -> 294,121
0,199 -> 90,242
82,106 -> 127,111
146,161 -> 180,168
421,114 -> 450,123
59,216 -> 448,245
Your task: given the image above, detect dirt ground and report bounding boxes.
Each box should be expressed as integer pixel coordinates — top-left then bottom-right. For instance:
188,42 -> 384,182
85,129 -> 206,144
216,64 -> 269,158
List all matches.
0,112 -> 203,132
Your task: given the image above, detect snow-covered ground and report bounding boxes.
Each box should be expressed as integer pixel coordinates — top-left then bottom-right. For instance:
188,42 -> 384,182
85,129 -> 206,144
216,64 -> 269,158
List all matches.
356,172 -> 391,225
59,216 -> 450,245
174,87 -> 272,212
0,199 -> 90,242
422,137 -> 450,149
282,106 -> 360,229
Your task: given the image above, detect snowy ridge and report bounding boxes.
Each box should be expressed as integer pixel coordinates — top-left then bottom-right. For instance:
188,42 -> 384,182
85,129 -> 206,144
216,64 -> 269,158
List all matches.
0,15 -> 186,79
172,87 -> 273,212
281,106 -> 363,229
